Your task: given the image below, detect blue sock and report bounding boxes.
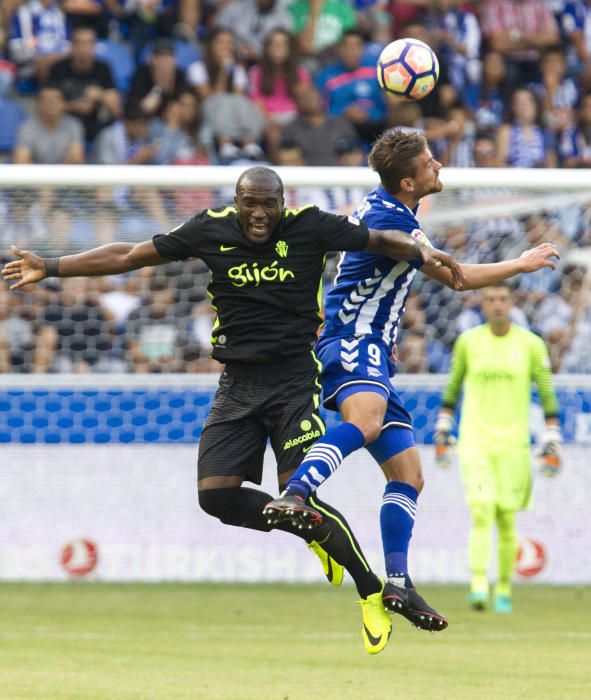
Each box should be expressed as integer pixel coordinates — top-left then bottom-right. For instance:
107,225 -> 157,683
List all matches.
381,480 -> 418,588
285,423 -> 365,499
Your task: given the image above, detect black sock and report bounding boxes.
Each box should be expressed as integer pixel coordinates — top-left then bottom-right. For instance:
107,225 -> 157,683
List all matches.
305,495 -> 382,599
198,487 -> 381,598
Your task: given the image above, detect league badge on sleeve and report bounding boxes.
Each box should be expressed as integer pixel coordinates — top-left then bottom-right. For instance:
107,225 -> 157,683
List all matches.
411,228 -> 432,248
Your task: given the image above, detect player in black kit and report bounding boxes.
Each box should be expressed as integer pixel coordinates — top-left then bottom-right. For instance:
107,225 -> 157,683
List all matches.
2,167 -> 462,654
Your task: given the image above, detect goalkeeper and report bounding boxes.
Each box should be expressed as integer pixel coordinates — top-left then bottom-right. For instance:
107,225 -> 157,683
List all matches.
435,282 -> 560,613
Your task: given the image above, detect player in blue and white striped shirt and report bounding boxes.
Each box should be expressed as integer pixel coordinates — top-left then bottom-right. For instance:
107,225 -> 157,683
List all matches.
265,128 -> 560,634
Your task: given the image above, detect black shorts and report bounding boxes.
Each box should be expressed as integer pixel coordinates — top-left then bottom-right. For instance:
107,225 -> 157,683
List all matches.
198,354 -> 326,485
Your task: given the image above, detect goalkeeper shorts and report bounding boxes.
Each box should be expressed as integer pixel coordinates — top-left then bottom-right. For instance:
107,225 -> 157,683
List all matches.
458,447 -> 533,511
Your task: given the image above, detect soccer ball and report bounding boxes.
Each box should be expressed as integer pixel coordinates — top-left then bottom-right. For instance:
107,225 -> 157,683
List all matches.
376,38 -> 439,101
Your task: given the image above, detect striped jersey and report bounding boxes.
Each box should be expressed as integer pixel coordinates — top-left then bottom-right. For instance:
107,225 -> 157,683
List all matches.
320,185 -> 427,351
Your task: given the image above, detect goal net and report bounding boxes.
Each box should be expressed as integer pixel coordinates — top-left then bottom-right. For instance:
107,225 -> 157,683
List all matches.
0,165 -> 590,584
1,165 -> 590,375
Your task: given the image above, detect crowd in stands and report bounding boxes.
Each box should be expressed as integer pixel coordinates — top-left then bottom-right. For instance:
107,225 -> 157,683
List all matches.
1,0 -> 591,374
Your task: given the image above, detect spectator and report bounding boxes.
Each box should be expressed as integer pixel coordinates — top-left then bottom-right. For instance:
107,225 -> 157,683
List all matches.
383,99 -> 424,132
495,88 -> 557,168
175,0 -> 203,41
427,0 -> 482,109
393,98 -> 480,147
92,102 -> 169,236
0,288 -> 38,373
418,224 -> 489,349
0,60 -> 27,159
61,0 -> 111,38
249,29 -> 309,158
334,134 -> 366,167
92,101 -> 159,164
192,31 -> 265,161
504,214 -> 569,318
479,0 -> 560,89
397,327 -> 430,373
8,0 -> 70,87
0,0 -> 20,47
47,26 -> 122,143
559,92 -> 591,167
289,0 -> 356,58
438,102 -> 476,167
534,263 -> 586,370
560,277 -> 591,372
463,163 -> 525,267
556,0 -> 591,74
126,276 -> 193,373
388,0 -> 430,37
116,0 -> 179,61
353,0 -> 392,44
397,326 -> 450,374
473,130 -> 498,167
474,50 -> 508,131
187,299 -> 222,372
157,89 -> 213,164
276,138 -> 306,166
128,37 -> 189,118
275,135 -> 365,212
13,84 -> 84,163
315,28 -> 386,145
35,277 -> 114,373
98,274 -> 142,332
279,83 -> 359,165
536,48 -> 580,135
0,189 -> 50,251
187,27 -> 248,101
249,29 -> 307,122
215,0 -> 293,63
157,90 -> 216,214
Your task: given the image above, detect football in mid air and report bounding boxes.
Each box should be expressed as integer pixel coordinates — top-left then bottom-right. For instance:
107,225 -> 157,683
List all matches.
376,38 -> 439,101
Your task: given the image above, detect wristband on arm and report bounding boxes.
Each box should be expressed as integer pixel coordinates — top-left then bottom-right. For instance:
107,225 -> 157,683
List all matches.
44,257 -> 61,277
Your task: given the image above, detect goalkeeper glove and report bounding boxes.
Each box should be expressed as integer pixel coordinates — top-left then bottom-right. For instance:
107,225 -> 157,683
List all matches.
434,412 -> 456,469
537,425 -> 562,478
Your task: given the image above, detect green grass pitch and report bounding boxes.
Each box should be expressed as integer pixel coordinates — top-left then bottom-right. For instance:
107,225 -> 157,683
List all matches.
0,583 -> 589,700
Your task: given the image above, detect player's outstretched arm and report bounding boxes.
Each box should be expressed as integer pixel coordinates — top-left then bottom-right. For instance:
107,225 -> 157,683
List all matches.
366,228 -> 465,289
421,243 -> 560,291
2,241 -> 169,290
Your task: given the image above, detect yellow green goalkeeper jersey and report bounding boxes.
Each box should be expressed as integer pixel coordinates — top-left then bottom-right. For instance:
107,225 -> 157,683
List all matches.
442,324 -> 559,452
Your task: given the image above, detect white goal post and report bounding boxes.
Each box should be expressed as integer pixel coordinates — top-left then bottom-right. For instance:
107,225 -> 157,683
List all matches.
1,163 -> 591,187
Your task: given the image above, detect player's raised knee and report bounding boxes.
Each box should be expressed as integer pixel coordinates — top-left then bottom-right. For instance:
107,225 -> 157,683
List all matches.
198,488 -> 245,527
354,417 -> 383,444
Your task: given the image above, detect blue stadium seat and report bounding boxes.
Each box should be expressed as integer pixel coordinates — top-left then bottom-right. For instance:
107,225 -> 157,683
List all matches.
95,40 -> 135,93
0,96 -> 27,153
140,39 -> 201,70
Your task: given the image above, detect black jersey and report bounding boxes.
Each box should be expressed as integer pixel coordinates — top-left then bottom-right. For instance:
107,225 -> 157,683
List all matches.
152,204 -> 370,363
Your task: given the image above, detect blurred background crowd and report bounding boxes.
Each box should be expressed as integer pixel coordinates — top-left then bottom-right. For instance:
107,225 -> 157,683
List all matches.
1,0 -> 591,375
